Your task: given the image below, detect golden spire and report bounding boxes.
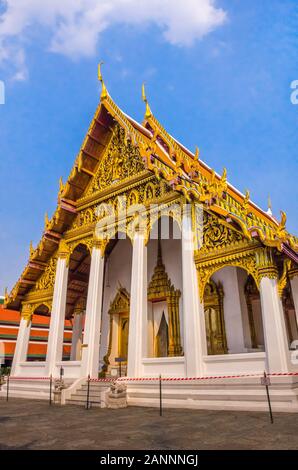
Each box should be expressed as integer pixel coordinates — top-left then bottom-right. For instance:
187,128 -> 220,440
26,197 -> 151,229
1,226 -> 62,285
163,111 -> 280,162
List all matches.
4,287 -> 9,305
98,62 -> 107,101
195,146 -> 200,160
44,212 -> 49,231
267,195 -> 273,216
29,241 -> 35,259
142,83 -> 152,120
59,176 -> 64,193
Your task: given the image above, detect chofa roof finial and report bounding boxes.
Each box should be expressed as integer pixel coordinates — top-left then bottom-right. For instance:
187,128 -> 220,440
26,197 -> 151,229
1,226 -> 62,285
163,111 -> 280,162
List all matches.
98,62 -> 108,101
267,195 -> 273,217
142,83 -> 152,120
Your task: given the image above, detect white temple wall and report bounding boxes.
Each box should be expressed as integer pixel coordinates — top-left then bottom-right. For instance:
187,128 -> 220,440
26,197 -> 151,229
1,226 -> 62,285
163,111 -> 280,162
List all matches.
252,299 -> 265,347
212,266 -> 246,354
99,238 -> 132,366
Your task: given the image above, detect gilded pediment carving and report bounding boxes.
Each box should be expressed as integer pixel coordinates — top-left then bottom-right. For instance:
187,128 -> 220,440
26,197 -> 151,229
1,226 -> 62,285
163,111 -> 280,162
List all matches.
201,212 -> 245,252
86,124 -> 145,196
32,256 -> 58,292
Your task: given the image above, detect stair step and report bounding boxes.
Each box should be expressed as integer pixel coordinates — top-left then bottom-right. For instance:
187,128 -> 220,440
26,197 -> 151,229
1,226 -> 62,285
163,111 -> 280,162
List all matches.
66,398 -> 103,407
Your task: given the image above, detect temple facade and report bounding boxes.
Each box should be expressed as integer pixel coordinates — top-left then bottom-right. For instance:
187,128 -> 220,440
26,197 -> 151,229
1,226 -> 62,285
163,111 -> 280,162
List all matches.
3,70 -> 298,409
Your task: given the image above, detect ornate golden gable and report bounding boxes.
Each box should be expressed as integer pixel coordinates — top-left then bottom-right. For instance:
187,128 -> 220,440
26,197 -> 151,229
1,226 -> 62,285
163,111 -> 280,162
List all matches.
86,124 -> 145,196
201,211 -> 245,253
33,256 -> 58,292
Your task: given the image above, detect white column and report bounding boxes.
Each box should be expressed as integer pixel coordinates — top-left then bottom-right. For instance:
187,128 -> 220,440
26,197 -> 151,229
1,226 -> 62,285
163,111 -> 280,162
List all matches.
70,313 -> 84,361
290,275 -> 298,328
259,276 -> 290,373
11,309 -> 32,376
81,244 -> 105,378
127,231 -> 147,377
182,207 -> 206,377
45,256 -> 69,376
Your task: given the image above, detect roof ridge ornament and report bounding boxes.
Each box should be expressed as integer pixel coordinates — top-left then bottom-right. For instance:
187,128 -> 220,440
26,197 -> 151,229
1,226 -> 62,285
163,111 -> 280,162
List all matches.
266,195 -> 273,217
142,83 -> 152,120
195,146 -> 200,160
98,62 -> 108,101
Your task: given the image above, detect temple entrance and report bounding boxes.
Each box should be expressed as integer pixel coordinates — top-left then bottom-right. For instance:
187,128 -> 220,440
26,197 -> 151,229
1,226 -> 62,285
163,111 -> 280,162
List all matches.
147,217 -> 183,359
100,236 -> 133,377
282,281 -> 298,346
104,287 -> 130,376
203,280 -> 227,355
206,267 -> 265,355
63,243 -> 90,362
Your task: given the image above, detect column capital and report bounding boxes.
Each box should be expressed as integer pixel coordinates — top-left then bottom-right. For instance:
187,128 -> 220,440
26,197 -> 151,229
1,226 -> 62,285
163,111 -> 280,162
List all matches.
256,248 -> 278,281
132,227 -> 147,242
258,267 -> 278,281
92,236 -> 108,253
289,267 -> 298,280
58,239 -> 70,261
73,296 -> 86,316
21,303 -> 33,326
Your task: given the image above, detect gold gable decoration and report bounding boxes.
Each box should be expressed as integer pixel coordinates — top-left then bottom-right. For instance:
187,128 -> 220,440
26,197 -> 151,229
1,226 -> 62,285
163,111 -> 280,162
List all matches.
195,212 -> 264,299
200,212 -> 245,253
33,256 -> 58,292
86,124 -> 145,196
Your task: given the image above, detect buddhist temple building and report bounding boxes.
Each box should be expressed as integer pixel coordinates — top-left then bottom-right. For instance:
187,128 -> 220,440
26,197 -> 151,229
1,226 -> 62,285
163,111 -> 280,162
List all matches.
2,67 -> 298,410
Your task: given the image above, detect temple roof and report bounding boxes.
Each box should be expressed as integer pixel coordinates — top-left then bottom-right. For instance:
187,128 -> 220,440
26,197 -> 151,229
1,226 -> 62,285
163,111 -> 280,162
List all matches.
4,69 -> 298,310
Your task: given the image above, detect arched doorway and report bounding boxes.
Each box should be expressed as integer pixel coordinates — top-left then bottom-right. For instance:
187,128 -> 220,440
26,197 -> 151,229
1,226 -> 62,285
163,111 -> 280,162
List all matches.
203,280 -> 227,355
282,281 -> 298,346
63,243 -> 91,361
26,304 -> 50,362
147,215 -> 183,358
206,266 -> 264,354
99,234 -> 133,376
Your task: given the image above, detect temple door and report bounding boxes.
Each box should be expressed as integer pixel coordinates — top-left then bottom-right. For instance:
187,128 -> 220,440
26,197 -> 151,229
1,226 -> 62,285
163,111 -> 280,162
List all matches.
119,316 -> 129,360
204,280 -> 227,355
155,312 -> 169,357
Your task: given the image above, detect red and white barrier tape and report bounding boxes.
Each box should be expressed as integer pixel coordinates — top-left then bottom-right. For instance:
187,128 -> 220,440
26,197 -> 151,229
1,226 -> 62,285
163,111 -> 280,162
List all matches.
9,376 -> 50,380
117,371 -> 298,382
7,372 -> 298,382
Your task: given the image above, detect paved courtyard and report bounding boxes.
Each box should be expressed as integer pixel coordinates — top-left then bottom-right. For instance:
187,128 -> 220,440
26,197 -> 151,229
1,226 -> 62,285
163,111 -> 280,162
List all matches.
0,398 -> 298,450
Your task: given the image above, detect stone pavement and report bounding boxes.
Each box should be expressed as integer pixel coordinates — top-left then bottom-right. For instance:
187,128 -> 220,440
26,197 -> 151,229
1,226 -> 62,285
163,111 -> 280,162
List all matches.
0,399 -> 298,450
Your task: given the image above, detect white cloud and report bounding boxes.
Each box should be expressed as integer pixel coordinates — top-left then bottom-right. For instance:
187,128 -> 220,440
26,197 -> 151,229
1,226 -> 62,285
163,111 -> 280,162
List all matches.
0,0 -> 227,78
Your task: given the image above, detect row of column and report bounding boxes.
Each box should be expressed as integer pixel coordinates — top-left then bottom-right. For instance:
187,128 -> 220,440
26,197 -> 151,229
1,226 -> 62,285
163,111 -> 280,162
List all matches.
12,211 -> 298,378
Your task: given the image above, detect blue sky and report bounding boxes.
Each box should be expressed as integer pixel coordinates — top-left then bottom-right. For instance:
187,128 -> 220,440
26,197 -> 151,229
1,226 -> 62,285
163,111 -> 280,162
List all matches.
0,0 -> 297,291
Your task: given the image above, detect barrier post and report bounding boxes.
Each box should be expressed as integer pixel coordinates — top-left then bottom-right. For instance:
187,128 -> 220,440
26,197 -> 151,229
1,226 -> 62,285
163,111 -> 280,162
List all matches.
261,371 -> 273,424
49,374 -> 53,406
86,374 -> 91,410
6,372 -> 10,402
159,375 -> 162,417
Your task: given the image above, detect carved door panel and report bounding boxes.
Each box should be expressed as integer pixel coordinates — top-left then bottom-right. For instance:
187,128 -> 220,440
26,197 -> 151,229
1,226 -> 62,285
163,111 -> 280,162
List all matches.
119,317 -> 129,360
